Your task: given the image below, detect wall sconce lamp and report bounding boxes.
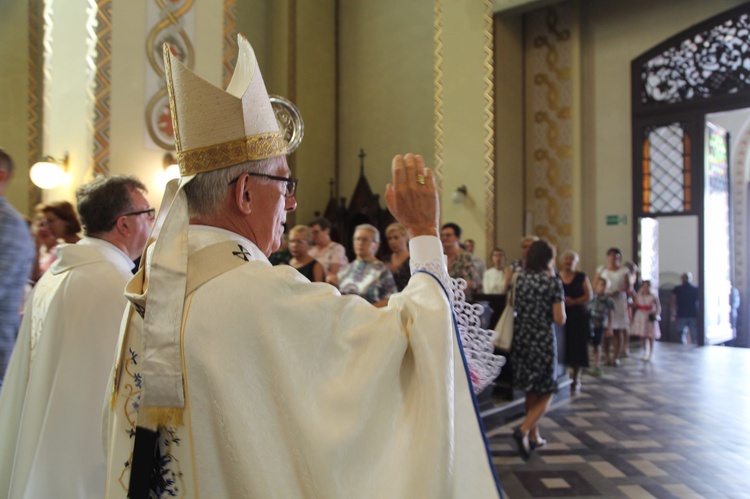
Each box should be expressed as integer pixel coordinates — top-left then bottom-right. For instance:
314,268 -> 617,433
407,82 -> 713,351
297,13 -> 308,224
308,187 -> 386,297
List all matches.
29,153 -> 69,189
452,185 -> 468,204
162,152 -> 181,182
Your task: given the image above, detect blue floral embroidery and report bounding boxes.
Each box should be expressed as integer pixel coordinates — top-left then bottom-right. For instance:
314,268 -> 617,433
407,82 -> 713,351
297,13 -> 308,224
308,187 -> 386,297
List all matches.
129,348 -> 138,364
133,373 -> 143,388
150,427 -> 183,497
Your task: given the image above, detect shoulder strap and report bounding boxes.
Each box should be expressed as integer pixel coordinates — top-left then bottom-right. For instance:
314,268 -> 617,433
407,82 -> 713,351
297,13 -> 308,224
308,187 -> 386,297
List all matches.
509,271 -> 520,307
185,241 -> 256,296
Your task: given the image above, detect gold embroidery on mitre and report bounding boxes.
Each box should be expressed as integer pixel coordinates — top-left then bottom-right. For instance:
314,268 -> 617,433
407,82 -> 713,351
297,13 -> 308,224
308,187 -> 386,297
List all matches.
178,132 -> 288,176
163,44 -> 183,155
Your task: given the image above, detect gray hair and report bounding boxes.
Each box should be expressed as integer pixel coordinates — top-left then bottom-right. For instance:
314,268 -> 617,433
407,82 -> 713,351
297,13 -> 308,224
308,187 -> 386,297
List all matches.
561,249 -> 579,261
183,156 -> 282,218
354,223 -> 380,243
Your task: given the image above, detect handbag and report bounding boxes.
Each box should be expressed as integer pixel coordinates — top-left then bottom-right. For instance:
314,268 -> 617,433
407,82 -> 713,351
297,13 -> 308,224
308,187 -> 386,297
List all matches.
493,272 -> 519,351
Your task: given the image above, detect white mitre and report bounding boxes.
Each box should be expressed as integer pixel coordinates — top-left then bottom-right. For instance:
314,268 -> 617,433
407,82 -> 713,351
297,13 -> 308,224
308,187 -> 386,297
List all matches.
125,35 -> 302,427
168,34 -> 289,176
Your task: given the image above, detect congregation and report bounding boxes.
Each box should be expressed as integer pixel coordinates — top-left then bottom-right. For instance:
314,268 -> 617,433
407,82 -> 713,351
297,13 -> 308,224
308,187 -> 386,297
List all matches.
0,35 -> 505,498
5,0 -> 750,495
1,139 -> 685,477
0,30 -> 701,498
2,136 -> 694,492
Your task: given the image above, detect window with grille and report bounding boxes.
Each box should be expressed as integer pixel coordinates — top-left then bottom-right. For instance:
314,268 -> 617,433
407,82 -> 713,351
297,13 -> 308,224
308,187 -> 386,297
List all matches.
641,123 -> 692,214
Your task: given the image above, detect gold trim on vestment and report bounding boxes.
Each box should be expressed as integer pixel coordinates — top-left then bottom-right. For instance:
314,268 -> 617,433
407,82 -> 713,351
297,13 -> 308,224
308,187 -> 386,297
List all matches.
178,132 -> 288,176
181,292 -> 200,495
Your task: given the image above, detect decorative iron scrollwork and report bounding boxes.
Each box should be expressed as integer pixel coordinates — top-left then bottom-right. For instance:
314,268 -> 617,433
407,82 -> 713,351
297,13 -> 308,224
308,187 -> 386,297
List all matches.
640,13 -> 750,105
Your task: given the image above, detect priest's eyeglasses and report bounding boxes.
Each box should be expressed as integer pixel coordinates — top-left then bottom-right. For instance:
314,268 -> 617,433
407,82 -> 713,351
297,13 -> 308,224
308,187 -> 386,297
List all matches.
109,208 -> 155,229
229,172 -> 298,198
120,208 -> 156,221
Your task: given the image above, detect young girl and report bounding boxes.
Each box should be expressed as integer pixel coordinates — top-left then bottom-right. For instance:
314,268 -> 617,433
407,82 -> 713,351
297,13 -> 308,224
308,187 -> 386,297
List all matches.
588,277 -> 614,376
630,280 -> 661,361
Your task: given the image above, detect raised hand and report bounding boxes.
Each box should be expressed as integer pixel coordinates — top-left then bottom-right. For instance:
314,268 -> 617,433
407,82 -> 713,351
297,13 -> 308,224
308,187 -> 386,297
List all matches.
384,154 -> 439,239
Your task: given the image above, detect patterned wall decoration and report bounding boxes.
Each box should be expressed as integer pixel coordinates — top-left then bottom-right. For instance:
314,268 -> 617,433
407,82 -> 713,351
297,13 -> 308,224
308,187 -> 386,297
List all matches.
222,0 -> 238,89
90,0 -> 113,176
639,12 -> 750,106
525,4 -> 573,250
27,0 -> 44,209
480,0 -> 496,254
145,0 -> 195,151
731,126 -> 750,296
433,0 -> 496,252
432,0 -> 444,192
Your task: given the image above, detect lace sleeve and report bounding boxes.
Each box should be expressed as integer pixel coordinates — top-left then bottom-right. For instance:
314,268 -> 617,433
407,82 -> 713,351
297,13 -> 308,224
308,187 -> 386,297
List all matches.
411,259 -> 505,395
410,257 -> 451,291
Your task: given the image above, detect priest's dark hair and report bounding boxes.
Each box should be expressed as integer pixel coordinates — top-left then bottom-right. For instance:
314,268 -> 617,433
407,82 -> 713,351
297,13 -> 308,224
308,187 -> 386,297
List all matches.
76,175 -> 147,236
525,239 -> 556,272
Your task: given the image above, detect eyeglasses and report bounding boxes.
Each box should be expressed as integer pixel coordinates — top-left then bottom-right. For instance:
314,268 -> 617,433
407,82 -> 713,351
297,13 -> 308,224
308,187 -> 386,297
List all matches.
120,208 -> 156,220
354,236 -> 377,243
228,172 -> 298,198
110,208 -> 155,228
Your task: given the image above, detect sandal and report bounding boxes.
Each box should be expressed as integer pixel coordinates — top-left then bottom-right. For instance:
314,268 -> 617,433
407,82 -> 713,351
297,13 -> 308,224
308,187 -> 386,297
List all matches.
529,438 -> 547,451
513,429 -> 531,461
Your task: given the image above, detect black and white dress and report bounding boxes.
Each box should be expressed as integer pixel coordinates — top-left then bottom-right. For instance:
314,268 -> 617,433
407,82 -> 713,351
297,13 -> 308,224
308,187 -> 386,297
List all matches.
511,271 -> 564,394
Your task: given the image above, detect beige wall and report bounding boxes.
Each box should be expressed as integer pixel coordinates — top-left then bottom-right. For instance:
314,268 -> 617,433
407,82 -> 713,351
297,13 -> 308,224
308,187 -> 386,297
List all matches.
3,0 -> 747,260
108,1 -> 223,210
294,0 -> 337,227
579,0 -> 747,274
338,0 -> 495,259
0,1 -> 225,211
44,0 -> 97,204
337,0 -> 434,219
236,0 -> 337,227
0,0 -> 30,215
440,0 -> 496,259
236,0 -> 272,78
494,15 -> 525,260
492,0 -> 746,274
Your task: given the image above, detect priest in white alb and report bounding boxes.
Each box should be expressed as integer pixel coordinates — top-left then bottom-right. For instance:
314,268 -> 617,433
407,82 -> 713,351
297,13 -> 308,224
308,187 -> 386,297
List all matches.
103,34 -> 504,498
0,176 -> 153,499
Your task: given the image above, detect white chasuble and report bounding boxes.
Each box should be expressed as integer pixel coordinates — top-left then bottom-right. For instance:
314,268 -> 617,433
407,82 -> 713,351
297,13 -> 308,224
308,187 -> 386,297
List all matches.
0,238 -> 134,499
104,227 -> 501,498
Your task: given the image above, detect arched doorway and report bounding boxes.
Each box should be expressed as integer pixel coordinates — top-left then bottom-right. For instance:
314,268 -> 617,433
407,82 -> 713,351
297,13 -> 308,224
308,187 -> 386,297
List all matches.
631,3 -> 750,346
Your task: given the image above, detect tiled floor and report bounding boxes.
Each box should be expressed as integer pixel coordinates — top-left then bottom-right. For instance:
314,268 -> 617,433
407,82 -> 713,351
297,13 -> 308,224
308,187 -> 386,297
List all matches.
484,342 -> 750,498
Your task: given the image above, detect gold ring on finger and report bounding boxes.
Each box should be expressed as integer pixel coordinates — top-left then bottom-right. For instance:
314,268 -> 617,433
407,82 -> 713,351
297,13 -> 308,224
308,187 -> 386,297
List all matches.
416,174 -> 426,185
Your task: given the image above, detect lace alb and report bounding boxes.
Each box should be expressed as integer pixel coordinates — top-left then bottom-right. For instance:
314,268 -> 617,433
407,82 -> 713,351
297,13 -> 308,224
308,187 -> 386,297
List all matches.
411,258 -> 505,394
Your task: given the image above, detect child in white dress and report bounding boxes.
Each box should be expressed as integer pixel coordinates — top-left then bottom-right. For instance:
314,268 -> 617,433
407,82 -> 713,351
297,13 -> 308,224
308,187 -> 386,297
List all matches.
630,280 -> 661,361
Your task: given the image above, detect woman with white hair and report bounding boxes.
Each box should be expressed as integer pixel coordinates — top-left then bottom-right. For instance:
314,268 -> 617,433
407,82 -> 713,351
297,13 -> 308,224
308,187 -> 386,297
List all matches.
559,249 -> 593,394
327,224 -> 397,307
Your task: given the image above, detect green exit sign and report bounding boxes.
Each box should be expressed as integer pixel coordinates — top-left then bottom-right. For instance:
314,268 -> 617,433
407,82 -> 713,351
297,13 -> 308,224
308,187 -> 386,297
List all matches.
606,215 -> 628,226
